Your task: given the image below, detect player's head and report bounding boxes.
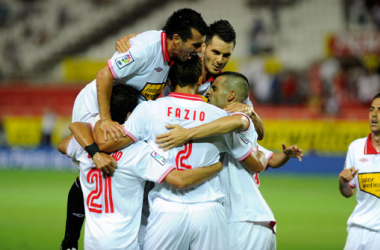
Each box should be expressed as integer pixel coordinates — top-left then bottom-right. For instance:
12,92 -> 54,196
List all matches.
202,20 -> 236,75
110,84 -> 140,124
369,92 -> 380,134
206,71 -> 249,109
169,56 -> 202,89
163,8 -> 208,61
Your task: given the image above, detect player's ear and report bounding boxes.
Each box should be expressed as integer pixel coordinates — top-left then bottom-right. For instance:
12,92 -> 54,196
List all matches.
201,42 -> 206,54
173,34 -> 181,45
227,91 -> 236,102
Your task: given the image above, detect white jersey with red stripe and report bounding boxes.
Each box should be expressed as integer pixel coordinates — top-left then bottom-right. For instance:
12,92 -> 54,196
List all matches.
345,134 -> 380,232
80,30 -> 171,117
123,92 -> 253,204
220,122 -> 276,226
66,137 -> 174,250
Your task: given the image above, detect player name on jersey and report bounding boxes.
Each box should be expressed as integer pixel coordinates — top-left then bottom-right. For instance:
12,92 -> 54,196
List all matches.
167,107 -> 206,121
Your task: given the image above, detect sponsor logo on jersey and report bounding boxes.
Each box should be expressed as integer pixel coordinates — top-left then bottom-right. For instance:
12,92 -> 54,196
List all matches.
359,158 -> 369,163
155,67 -> 163,72
238,132 -> 250,144
151,151 -> 167,166
358,172 -> 380,198
115,51 -> 134,69
141,82 -> 166,100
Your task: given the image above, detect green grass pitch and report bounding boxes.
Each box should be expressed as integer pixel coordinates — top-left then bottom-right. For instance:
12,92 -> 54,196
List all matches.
0,169 -> 356,249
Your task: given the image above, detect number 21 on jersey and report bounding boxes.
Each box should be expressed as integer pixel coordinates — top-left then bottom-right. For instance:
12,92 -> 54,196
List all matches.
86,168 -> 114,214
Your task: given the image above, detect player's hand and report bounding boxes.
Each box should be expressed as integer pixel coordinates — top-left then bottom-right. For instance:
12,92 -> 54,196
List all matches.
224,102 -> 253,116
115,33 -> 136,54
339,167 -> 359,185
100,119 -> 125,142
282,142 -> 303,161
155,124 -> 190,151
93,152 -> 117,175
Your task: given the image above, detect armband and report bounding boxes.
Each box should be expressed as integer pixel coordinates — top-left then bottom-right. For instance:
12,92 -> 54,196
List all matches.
85,142 -> 101,158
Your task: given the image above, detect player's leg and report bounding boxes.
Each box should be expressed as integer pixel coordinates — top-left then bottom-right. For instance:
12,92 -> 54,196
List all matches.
189,202 -> 229,250
61,177 -> 85,250
228,221 -> 275,250
345,225 -> 380,250
143,198 -> 190,250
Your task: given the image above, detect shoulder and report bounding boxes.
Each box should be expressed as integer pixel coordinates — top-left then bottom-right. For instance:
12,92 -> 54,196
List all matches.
132,30 -> 161,49
349,137 -> 367,148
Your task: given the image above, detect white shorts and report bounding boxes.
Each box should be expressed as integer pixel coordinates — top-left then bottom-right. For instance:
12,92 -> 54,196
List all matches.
228,221 -> 276,250
143,198 -> 228,250
72,88 -> 96,123
345,225 -> 380,250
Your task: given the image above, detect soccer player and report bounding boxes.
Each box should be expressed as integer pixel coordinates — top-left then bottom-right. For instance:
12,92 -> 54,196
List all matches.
339,92 -> 380,250
155,71 -> 304,249
93,56 -> 267,250
61,8 -> 208,249
59,84 -> 223,250
115,19 -> 265,140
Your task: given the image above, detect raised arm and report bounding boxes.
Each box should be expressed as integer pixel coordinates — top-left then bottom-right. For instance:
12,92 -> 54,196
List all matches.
339,167 -> 358,198
241,150 -> 267,173
164,162 -> 223,189
224,102 -> 265,140
96,66 -> 126,142
156,114 -> 250,151
58,135 -> 73,154
69,122 -> 117,175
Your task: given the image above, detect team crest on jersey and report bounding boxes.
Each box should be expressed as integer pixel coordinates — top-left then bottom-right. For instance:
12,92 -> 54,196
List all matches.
358,173 -> 380,198
115,51 -> 134,69
237,132 -> 250,144
141,82 -> 166,100
150,151 -> 167,166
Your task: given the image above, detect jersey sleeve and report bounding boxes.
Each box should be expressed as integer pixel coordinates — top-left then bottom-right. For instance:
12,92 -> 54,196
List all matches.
131,141 -> 175,184
122,101 -> 150,142
345,142 -> 357,188
107,41 -> 147,80
222,131 -> 253,161
257,144 -> 274,170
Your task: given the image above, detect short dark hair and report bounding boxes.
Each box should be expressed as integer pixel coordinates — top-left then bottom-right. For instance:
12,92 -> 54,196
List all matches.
169,57 -> 202,88
110,84 -> 140,124
372,92 -> 380,102
163,8 -> 208,42
205,20 -> 236,46
215,72 -> 250,102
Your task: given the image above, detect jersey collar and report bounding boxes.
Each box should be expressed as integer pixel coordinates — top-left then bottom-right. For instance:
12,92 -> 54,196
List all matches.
161,32 -> 174,66
365,133 -> 379,155
168,92 -> 206,102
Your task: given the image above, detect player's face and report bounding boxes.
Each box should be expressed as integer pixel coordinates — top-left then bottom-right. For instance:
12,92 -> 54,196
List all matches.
175,29 -> 204,61
206,76 -> 229,109
202,36 -> 234,75
369,97 -> 380,134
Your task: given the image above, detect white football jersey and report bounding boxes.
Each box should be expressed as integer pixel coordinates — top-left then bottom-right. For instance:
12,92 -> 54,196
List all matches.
123,92 -> 253,204
345,134 -> 380,231
66,137 -> 174,250
219,122 -> 276,227
82,30 -> 171,116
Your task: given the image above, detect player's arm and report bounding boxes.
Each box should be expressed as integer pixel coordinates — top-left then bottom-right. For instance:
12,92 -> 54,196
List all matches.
115,34 -> 135,54
96,66 -> 126,142
69,122 -> 117,175
269,143 -> 303,168
93,120 -> 134,153
163,162 -> 223,189
156,114 -> 250,151
339,167 -> 358,198
241,150 -> 267,173
58,134 -> 73,154
224,102 -> 265,140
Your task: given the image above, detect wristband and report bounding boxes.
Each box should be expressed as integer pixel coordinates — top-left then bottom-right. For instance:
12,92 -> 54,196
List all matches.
85,142 -> 101,158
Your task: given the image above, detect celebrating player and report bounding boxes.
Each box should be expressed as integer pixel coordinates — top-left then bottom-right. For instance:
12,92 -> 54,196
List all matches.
339,92 -> 380,250
155,71 -> 304,249
92,56 -> 267,250
61,8 -> 208,250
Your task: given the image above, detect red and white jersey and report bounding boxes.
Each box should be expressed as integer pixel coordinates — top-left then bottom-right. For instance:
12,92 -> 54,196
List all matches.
220,123 -> 276,228
123,92 -> 253,204
66,138 -> 174,250
345,134 -> 380,231
82,30 -> 171,116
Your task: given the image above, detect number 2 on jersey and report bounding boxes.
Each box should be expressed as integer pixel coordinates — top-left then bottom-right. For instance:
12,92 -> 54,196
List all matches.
86,169 -> 114,214
175,141 -> 193,170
